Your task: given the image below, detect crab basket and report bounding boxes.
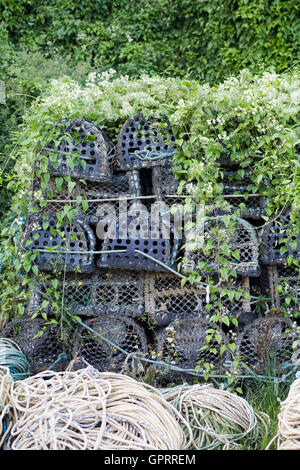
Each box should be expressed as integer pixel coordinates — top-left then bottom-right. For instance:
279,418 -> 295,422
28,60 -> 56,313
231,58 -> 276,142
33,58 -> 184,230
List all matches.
153,318 -> 228,377
34,171 -> 142,224
72,315 -> 148,372
97,206 -> 180,272
0,317 -> 70,374
144,272 -> 252,327
234,317 -> 299,375
182,216 -> 260,277
260,211 -> 300,265
26,268 -> 146,321
260,265 -> 300,317
43,118 -> 113,182
22,214 -> 96,273
116,113 -> 176,171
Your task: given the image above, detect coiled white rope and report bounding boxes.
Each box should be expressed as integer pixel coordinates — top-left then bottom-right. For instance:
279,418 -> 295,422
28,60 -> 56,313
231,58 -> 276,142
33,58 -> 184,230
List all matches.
162,384 -> 270,450
276,378 -> 300,450
7,363 -> 192,450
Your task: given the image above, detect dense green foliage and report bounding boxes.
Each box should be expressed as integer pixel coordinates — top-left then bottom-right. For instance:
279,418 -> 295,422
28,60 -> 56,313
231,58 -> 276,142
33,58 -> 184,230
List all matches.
1,0 -> 299,81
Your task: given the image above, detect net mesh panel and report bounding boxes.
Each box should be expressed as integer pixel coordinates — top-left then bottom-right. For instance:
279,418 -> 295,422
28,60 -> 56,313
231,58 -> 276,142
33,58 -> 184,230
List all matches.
260,211 -> 300,265
235,317 -> 299,374
0,317 -> 68,374
144,272 -> 251,327
44,118 -> 113,182
116,112 -> 176,170
154,318 -> 228,372
33,173 -> 144,224
28,270 -> 145,320
72,315 -> 148,372
182,217 -> 260,277
260,265 -> 300,317
23,214 -> 96,273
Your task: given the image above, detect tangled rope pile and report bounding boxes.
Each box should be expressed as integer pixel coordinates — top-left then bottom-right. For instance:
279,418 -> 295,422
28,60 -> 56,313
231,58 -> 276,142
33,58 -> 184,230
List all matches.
162,384 -> 270,450
7,364 -> 192,450
277,378 -> 300,450
0,367 -> 14,448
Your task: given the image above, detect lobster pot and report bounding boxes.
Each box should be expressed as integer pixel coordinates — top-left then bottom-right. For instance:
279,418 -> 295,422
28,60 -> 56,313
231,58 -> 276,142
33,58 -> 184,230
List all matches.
116,113 -> 176,171
72,315 -> 148,372
44,118 -> 113,182
217,171 -> 266,220
182,216 -> 260,277
260,211 -> 300,265
27,269 -> 145,320
97,207 -> 180,272
260,265 -> 300,317
235,317 -> 299,375
144,272 -> 252,327
23,214 -> 96,273
154,318 -> 228,373
33,171 -> 143,224
0,317 -> 69,374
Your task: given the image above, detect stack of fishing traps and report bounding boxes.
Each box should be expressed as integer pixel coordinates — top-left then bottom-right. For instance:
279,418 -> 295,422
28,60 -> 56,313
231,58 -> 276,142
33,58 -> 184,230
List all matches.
6,114 -> 299,380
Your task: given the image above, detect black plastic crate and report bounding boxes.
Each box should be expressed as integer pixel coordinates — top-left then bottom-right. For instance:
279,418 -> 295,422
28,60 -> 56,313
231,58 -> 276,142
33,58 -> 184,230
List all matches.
23,214 -> 96,273
44,118 -> 113,182
116,113 -> 176,170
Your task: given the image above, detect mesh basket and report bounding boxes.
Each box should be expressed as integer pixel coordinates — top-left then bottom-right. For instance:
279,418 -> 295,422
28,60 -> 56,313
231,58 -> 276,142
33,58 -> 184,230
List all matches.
182,216 -> 260,277
43,118 -> 113,182
154,318 -> 228,372
260,265 -> 300,317
116,113 -> 176,170
27,269 -> 145,320
260,211 -> 300,265
0,317 -> 69,374
144,272 -> 252,327
234,317 -> 299,374
22,214 -> 96,273
33,171 -> 144,224
72,315 -> 148,372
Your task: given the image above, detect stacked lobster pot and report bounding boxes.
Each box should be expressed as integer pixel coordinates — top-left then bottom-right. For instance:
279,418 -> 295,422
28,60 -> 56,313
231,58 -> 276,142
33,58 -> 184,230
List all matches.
7,115 -> 299,379
14,117 -> 153,372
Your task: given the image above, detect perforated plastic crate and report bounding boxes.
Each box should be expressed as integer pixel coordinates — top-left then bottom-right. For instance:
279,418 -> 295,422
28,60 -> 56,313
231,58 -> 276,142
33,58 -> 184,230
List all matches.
23,214 -> 96,273
116,113 -> 176,170
44,118 -> 113,182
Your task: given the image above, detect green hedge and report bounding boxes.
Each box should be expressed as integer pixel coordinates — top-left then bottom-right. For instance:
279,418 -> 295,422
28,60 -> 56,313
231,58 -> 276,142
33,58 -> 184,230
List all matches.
1,0 -> 299,82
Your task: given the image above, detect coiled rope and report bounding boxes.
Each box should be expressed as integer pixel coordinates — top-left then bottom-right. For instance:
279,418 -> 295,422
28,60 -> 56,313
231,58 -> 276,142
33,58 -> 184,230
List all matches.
276,378 -> 300,450
162,384 -> 270,450
0,367 -> 14,449
7,364 -> 193,450
0,338 -> 31,381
